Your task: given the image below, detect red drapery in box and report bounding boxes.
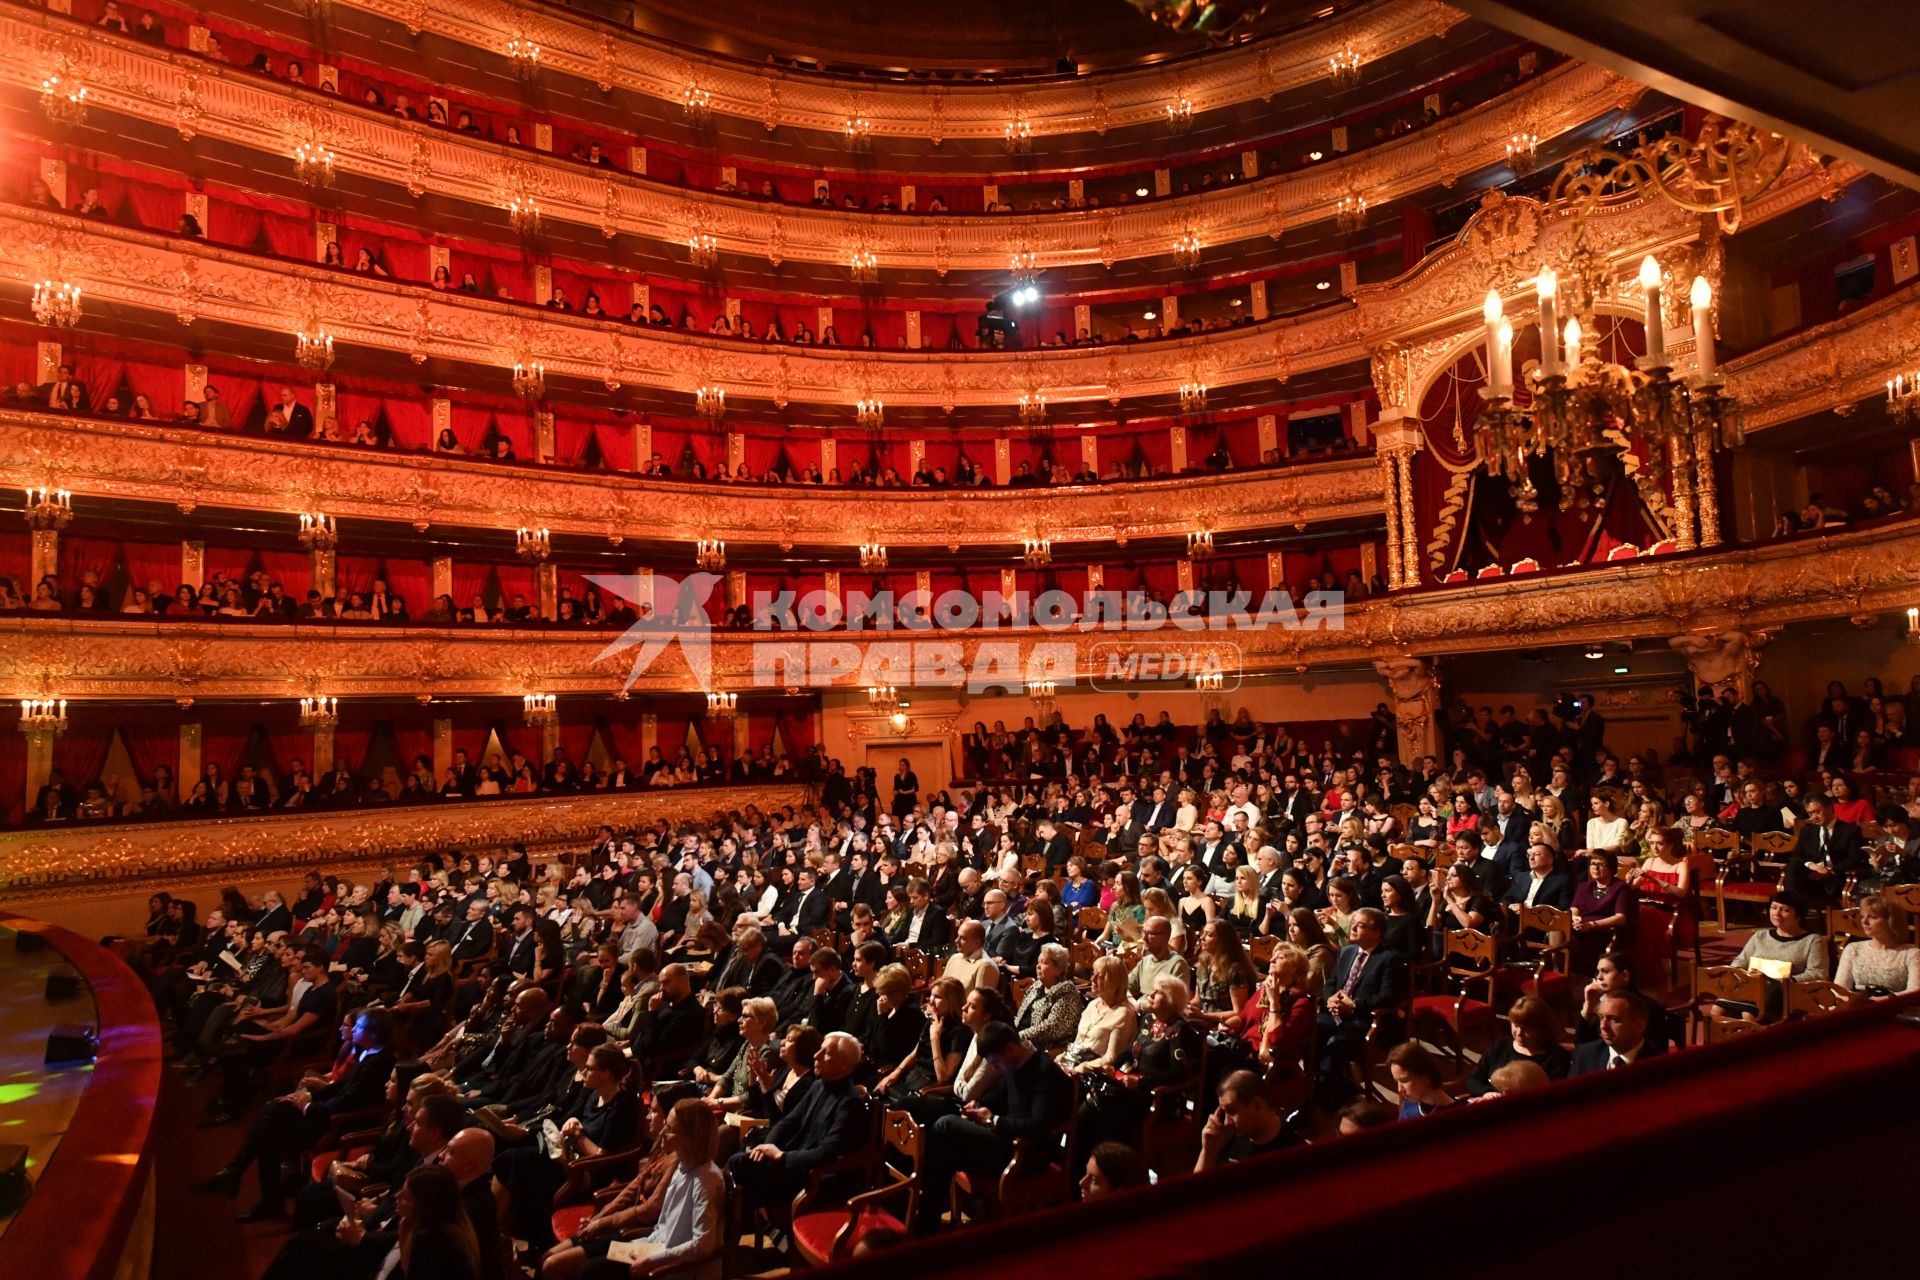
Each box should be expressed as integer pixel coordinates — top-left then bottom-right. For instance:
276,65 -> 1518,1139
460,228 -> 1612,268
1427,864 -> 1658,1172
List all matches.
649,423 -> 691,474
202,543 -> 255,587
0,716 -> 23,824
123,360 -> 185,419
654,711 -> 693,760
335,555 -> 382,596
739,431 -> 781,479
208,200 -> 262,252
258,550 -> 311,599
52,705 -> 114,792
264,721 -> 317,781
501,725 -> 545,769
452,561 -> 492,610
121,715 -> 181,791
336,390 -> 385,439
594,422 -> 635,473
553,415 -> 593,467
58,537 -> 121,594
382,556 -> 431,615
383,397 -> 434,451
122,539 -> 183,598
687,429 -> 725,476
557,719 -> 595,768
493,563 -> 536,612
450,405 -> 496,453
778,704 -> 816,756
204,373 -> 263,430
746,712 -> 777,756
0,532 -> 31,587
261,213 -> 313,261
122,183 -> 182,234
200,720 -> 254,783
392,721 -> 433,774
1137,425 -> 1175,474
75,355 -> 126,416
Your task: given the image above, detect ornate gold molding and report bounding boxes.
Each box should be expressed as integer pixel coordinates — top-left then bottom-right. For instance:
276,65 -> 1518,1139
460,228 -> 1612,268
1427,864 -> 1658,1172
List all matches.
3,518 -> 1918,701
0,783 -> 805,900
0,17 -> 1627,272
338,0 -> 1461,140
1719,283 -> 1920,432
0,410 -> 1385,544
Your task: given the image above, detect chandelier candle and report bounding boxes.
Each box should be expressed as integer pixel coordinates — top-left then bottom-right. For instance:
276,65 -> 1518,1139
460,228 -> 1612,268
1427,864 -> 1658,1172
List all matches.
1536,270 -> 1559,378
1639,257 -> 1666,367
1483,291 -> 1510,396
1690,276 -> 1716,381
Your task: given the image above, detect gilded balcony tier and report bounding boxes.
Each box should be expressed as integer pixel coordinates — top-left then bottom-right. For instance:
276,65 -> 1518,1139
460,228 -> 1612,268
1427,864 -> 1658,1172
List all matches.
0,410 -> 1386,544
5,518 -> 1918,702
0,149 -> 1857,416
0,17 -> 1633,272
0,782 -> 807,900
338,0 -> 1462,140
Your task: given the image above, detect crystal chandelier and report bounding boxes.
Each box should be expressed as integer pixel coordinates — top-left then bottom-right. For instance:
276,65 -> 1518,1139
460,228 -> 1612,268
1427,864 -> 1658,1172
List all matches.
515,526 -> 551,562
867,684 -> 900,712
522,694 -> 557,727
31,280 -> 81,329
1193,670 -> 1224,693
859,542 -> 887,571
1507,131 -> 1540,169
293,143 -> 336,189
1476,256 -> 1736,511
844,115 -> 874,153
1907,607 -> 1920,649
506,37 -> 540,78
1172,229 -> 1203,271
296,328 -> 335,371
507,197 -> 541,236
1335,193 -> 1368,233
855,397 -> 884,429
1887,371 -> 1920,423
1009,246 -> 1039,278
1179,381 -> 1208,414
297,512 -> 338,549
689,234 -> 719,269
848,247 -> 879,283
695,539 -> 727,570
511,360 -> 545,400
1018,389 -> 1046,425
18,699 -> 68,735
683,84 -> 712,126
1005,115 -> 1034,155
695,385 -> 725,424
1023,537 -> 1052,567
298,696 -> 339,728
1164,94 -> 1194,133
40,75 -> 87,126
706,690 -> 738,717
1328,48 -> 1363,89
23,488 -> 73,530
1186,530 -> 1215,559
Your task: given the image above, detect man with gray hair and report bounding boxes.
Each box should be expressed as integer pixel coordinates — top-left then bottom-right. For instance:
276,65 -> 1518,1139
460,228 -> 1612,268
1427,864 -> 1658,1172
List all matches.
941,919 -> 1002,993
726,1031 -> 870,1225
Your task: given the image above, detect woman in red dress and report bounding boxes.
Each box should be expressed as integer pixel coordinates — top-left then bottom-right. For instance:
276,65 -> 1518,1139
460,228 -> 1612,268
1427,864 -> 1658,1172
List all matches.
1626,825 -> 1698,978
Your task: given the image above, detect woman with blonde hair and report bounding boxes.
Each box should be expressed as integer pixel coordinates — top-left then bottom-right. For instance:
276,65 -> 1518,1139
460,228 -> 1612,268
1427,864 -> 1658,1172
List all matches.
1060,954 -> 1137,1072
1836,894 -> 1920,996
1174,787 -> 1200,832
1141,885 -> 1185,950
1227,865 -> 1264,935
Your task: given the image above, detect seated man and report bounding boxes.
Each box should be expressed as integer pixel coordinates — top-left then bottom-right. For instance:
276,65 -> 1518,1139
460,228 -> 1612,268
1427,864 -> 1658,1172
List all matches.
1783,794 -> 1864,902
724,1031 -> 869,1226
1569,990 -> 1662,1075
191,1008 -> 396,1220
940,920 -> 1002,994
631,963 -> 709,1076
1126,915 -> 1191,1008
1314,909 -> 1406,1102
916,1022 -> 1073,1232
1195,1069 -> 1297,1171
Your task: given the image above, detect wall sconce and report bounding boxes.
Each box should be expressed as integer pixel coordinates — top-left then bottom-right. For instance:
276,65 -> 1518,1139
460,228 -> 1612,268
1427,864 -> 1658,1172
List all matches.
298,512 -> 339,549
683,84 -> 712,126
512,361 -> 546,400
24,487 -> 74,531
1023,537 -> 1052,567
31,280 -> 81,329
695,385 -> 726,424
40,75 -> 88,126
1172,230 -> 1203,272
859,543 -> 888,571
19,698 -> 68,735
688,233 -> 719,269
296,328 -> 336,371
855,397 -> 884,430
695,539 -> 727,570
522,693 -> 557,726
848,247 -> 880,283
506,196 -> 541,236
507,37 -> 541,78
1328,47 -> 1363,88
843,115 -> 874,153
1164,95 -> 1194,133
1179,381 -> 1208,414
706,690 -> 738,716
1005,115 -> 1034,155
515,527 -> 551,562
868,684 -> 899,712
1187,530 -> 1215,559
298,695 -> 339,728
293,142 -> 337,189
1335,192 -> 1369,233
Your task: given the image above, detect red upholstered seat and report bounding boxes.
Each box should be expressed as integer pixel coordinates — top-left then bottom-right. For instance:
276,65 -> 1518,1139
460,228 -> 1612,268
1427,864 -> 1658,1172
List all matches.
1528,972 -> 1570,999
550,1204 -> 594,1244
792,1206 -> 906,1263
1414,995 -> 1492,1025
310,1144 -> 373,1185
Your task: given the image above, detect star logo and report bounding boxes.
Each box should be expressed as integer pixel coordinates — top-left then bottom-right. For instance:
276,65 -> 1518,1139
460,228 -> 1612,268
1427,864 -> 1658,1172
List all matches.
589,572 -> 723,691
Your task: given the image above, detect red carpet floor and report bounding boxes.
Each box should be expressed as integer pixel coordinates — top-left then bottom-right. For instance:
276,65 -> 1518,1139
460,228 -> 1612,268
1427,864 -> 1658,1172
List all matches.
152,1063 -> 294,1280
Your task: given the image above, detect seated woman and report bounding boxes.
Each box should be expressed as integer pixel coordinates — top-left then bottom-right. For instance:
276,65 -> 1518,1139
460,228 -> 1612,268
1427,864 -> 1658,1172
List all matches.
1713,891 -> 1829,1020
1428,862 -> 1499,939
999,898 -> 1055,978
1835,894 -> 1920,997
1236,943 -> 1315,1081
1575,950 -> 1673,1053
1060,955 -> 1137,1074
1013,944 -> 1083,1055
492,1043 -> 641,1252
1226,866 -> 1264,937
537,1084 -> 703,1280
1316,875 -> 1363,949
1569,852 -> 1635,977
862,964 -> 928,1094
886,976 -> 970,1103
1463,994 -> 1569,1096
1625,825 -> 1697,973
705,995 -> 781,1117
1078,972 -> 1203,1155
1387,1042 -> 1456,1119
1192,920 -> 1257,1033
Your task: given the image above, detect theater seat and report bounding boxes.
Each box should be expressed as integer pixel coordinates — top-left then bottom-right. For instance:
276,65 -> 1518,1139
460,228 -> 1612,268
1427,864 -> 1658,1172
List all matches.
551,1203 -> 595,1244
1606,543 -> 1641,561
1475,565 -> 1505,580
1510,558 -> 1540,574
310,1144 -> 374,1185
1414,995 -> 1493,1026
1442,570 -> 1469,584
791,1203 -> 906,1263
1649,539 -> 1677,555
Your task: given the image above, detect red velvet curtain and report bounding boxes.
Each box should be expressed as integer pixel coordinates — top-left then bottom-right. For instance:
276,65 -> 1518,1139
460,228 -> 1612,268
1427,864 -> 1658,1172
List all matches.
123,361 -> 185,419
261,213 -> 313,261
122,539 -> 183,599
381,556 -> 431,614
450,405 -> 495,452
494,563 -> 536,613
202,543 -> 255,587
76,355 -> 127,415
383,397 -> 434,451
258,550 -> 312,600
594,422 -> 635,473
452,561 -> 493,610
335,554 -> 381,596
52,706 -> 114,791
778,705 -> 816,756
121,714 -> 181,791
58,537 -> 121,594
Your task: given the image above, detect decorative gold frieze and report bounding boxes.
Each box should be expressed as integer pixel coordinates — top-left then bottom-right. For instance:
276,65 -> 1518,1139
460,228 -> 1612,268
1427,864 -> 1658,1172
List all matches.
0,783 -> 805,900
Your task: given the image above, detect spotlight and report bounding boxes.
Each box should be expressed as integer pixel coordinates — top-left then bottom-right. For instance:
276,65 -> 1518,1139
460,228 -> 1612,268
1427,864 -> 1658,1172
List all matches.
1315,281 -> 1332,291
1584,646 -> 1604,660
1134,186 -> 1149,197
1143,310 -> 1157,320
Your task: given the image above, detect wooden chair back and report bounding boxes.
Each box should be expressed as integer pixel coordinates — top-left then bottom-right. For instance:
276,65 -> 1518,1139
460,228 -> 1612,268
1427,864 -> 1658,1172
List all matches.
1022,852 -> 1047,875
1883,884 -> 1920,939
1783,978 -> 1863,1020
1076,906 -> 1109,935
1702,1013 -> 1761,1045
1510,903 -> 1573,968
1693,964 -> 1769,1009
896,947 -> 932,992
1247,934 -> 1278,969
1749,830 -> 1796,859
1387,843 -> 1421,864
1438,927 -> 1499,977
1389,806 -> 1418,829
1692,827 -> 1739,856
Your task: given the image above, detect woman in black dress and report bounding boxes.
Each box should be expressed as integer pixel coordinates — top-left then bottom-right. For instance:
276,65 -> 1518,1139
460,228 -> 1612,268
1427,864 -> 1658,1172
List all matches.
890,757 -> 920,818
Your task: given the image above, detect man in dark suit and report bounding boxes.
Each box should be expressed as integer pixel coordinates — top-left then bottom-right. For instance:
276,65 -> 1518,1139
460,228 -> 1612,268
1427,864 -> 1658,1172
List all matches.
770,866 -> 833,952
726,1031 -> 871,1221
1140,785 -> 1178,832
1277,775 -> 1314,831
457,987 -> 550,1098
1500,843 -> 1575,911
449,899 -> 495,964
631,964 -> 709,1075
41,364 -> 89,413
802,946 -> 858,1033
713,925 -> 785,998
1569,991 -> 1664,1076
1315,910 -> 1407,1100
252,891 -> 293,937
1783,794 -> 1863,902
270,386 -> 315,437
29,769 -> 76,822
1108,802 -> 1144,859
190,1008 -> 396,1219
1037,819 -> 1074,873
495,905 -> 538,978
888,877 -> 951,951
917,1023 -> 1073,1231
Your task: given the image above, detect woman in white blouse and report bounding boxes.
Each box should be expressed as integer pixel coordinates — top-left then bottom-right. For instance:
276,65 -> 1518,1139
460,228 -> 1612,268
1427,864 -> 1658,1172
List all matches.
1836,895 -> 1920,997
617,1098 -> 725,1280
1583,790 -> 1630,856
1174,787 -> 1200,833
1060,955 -> 1137,1074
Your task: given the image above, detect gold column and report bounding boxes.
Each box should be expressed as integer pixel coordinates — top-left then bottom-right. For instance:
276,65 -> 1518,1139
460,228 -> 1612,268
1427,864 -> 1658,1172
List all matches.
313,548 -> 337,599
1379,452 -> 1403,590
536,562 -> 558,620
431,556 -> 453,607
314,723 -> 336,775
540,721 -> 561,764
182,540 -> 205,590
432,717 -> 452,779
28,529 -> 58,590
1669,434 -> 1697,551
20,725 -> 57,815
1695,430 -> 1722,548
733,714 -> 750,762
179,722 -> 202,789
536,411 -> 556,464
1394,450 -> 1418,587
